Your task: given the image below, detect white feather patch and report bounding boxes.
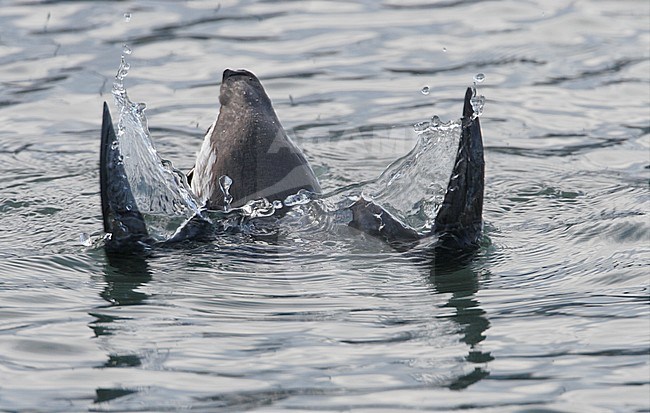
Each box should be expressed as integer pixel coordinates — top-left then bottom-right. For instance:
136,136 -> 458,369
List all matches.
191,120 -> 217,205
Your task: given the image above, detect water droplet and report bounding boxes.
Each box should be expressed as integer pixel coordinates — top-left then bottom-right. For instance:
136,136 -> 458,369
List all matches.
124,12 -> 131,22
470,91 -> 485,118
136,102 -> 147,113
219,175 -> 233,212
112,81 -> 125,94
272,200 -> 283,209
442,47 -> 447,52
79,233 -> 90,246
283,190 -> 312,207
111,141 -> 119,150
116,56 -> 130,81
414,121 -> 430,132
421,85 -> 430,95
473,73 -> 486,83
171,199 -> 186,215
430,115 -> 441,127
244,198 -> 276,218
240,202 -> 254,216
122,44 -> 132,55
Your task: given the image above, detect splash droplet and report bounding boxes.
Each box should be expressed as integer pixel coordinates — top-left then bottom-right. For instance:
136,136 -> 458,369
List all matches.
219,175 -> 233,212
421,86 -> 430,95
124,12 -> 131,22
272,200 -> 283,209
470,90 -> 485,119
442,47 -> 447,52
430,115 -> 441,127
116,55 -> 130,81
122,44 -> 132,55
473,73 -> 486,83
79,233 -> 91,246
283,190 -> 312,207
414,121 -> 430,132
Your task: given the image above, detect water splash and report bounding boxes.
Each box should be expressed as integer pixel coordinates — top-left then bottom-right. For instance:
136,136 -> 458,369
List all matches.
284,189 -> 314,207
359,117 -> 462,233
414,121 -> 430,132
240,199 -> 276,219
211,188 -> 315,223
471,73 -> 486,119
110,50 -> 204,241
219,175 -> 233,212
108,51 -> 477,242
79,233 -> 92,247
115,56 -> 129,84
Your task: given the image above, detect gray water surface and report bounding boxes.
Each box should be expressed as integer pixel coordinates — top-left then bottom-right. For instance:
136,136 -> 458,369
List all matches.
0,1 -> 649,412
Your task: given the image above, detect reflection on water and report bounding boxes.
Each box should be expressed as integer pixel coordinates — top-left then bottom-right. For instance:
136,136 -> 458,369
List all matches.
90,254 -> 152,405
88,248 -> 496,408
429,265 -> 492,390
99,253 -> 152,307
94,388 -> 139,406
90,254 -> 151,371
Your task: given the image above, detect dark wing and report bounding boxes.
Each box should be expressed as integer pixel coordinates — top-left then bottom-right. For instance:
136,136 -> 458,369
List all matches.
100,102 -> 149,251
432,87 -> 485,251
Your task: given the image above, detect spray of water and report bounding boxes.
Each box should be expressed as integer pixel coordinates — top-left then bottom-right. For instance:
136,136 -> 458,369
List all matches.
361,118 -> 462,233
107,50 -> 485,241
111,47 -> 204,241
